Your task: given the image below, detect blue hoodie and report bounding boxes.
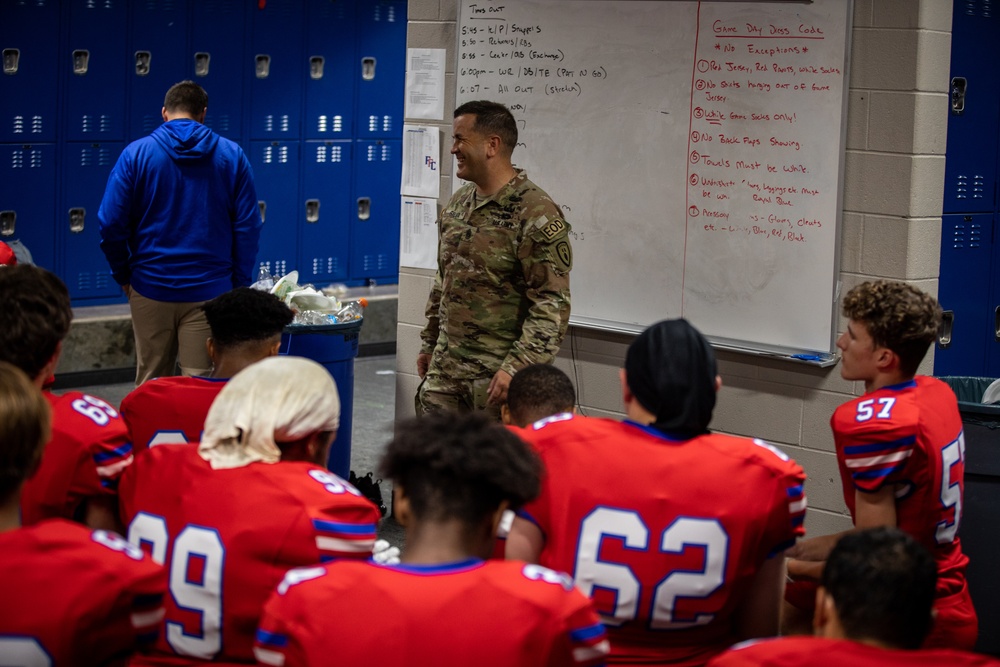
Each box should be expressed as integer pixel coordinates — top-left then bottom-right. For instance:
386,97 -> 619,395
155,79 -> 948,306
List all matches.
98,119 -> 262,302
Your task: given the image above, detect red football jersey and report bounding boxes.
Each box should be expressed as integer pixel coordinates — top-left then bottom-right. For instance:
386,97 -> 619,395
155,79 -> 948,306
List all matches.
706,636 -> 1000,667
20,390 -> 134,526
121,376 -> 227,453
254,559 -> 610,667
515,415 -> 807,666
119,444 -> 381,666
0,519 -> 166,664
832,377 -> 971,600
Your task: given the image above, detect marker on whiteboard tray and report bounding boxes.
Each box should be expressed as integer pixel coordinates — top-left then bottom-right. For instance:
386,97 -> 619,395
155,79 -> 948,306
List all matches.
791,353 -> 825,362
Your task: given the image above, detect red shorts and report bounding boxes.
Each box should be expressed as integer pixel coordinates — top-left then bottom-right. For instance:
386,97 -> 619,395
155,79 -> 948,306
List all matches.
923,579 -> 978,651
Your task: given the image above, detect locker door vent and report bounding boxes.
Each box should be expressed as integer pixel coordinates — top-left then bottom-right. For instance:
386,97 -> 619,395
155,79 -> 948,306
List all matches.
962,0 -> 995,18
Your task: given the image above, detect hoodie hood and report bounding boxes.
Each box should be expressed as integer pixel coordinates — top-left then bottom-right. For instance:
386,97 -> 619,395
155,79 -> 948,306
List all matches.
151,118 -> 219,163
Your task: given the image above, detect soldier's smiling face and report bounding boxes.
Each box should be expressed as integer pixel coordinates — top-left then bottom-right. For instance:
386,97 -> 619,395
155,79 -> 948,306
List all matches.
451,114 -> 489,185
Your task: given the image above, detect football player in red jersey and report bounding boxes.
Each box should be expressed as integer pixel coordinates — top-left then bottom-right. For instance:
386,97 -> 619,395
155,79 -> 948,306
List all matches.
786,280 -> 977,649
0,361 -> 168,664
0,264 -> 133,531
506,319 -> 807,666
121,287 -> 293,453
120,356 -> 380,666
709,527 -> 998,667
254,411 -> 609,667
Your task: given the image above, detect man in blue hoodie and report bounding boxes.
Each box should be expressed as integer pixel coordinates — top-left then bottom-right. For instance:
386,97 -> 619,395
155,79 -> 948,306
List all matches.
98,81 -> 263,386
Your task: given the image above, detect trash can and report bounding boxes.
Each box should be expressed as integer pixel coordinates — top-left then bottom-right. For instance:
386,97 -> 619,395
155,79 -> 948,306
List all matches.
938,376 -> 1000,657
279,319 -> 363,480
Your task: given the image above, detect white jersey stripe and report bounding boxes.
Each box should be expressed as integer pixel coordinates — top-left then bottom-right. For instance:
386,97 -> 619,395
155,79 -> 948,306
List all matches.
315,536 -> 375,554
96,455 -> 134,478
254,646 -> 286,667
788,496 -> 807,514
844,450 -> 912,469
130,607 -> 166,629
573,640 -> 611,663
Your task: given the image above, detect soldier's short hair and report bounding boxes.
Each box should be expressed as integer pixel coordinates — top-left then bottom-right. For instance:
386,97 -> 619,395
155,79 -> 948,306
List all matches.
455,100 -> 518,153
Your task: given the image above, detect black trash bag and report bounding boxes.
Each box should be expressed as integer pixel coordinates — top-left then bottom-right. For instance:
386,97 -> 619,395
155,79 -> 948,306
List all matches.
349,470 -> 387,516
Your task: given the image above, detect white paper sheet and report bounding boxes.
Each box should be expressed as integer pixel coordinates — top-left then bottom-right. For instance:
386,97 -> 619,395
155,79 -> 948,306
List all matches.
404,48 -> 446,120
401,125 -> 441,198
399,196 -> 439,270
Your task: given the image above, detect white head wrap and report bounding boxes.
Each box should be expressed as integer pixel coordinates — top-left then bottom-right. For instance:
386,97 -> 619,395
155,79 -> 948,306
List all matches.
199,356 -> 340,469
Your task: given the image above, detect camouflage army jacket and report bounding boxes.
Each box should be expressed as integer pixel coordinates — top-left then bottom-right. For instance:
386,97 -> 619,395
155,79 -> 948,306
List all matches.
420,170 -> 572,380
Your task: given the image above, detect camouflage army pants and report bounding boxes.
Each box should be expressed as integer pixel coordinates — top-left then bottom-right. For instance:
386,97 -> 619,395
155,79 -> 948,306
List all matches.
415,373 -> 502,421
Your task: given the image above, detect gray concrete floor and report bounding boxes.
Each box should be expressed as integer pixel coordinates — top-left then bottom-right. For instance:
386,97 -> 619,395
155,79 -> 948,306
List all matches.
67,353 -> 405,549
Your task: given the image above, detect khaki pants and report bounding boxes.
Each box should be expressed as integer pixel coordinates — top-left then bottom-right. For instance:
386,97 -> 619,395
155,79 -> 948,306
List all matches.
128,288 -> 213,386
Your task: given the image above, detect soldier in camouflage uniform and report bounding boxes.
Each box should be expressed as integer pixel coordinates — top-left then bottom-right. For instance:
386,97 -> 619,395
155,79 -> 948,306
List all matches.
416,100 -> 572,419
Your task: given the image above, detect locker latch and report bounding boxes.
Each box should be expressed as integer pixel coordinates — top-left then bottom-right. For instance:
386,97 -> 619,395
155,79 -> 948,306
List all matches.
258,201 -> 267,224
306,199 -> 320,223
135,51 -> 151,76
68,207 -> 86,234
0,211 -> 15,236
939,310 -> 954,349
2,49 -> 19,75
357,197 -> 371,220
72,50 -> 90,75
310,56 -> 324,80
951,77 -> 967,115
255,54 -> 270,79
361,57 -> 376,81
195,52 -> 210,77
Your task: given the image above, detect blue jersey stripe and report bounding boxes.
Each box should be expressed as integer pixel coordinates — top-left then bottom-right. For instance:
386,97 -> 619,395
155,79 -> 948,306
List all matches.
93,442 -> 133,462
570,623 -> 606,642
852,463 -> 905,480
256,628 -> 289,647
312,519 -> 377,535
843,436 -> 915,456
786,484 -> 804,498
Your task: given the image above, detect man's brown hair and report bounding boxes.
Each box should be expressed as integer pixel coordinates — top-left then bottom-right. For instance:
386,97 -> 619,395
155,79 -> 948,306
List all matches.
164,80 -> 208,115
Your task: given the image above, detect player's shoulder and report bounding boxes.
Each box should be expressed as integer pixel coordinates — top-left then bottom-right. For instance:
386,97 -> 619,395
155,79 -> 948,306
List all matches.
518,414 -> 625,445
3,519 -> 161,575
700,432 -> 804,477
479,559 -> 591,610
263,462 -> 377,512
832,380 -> 927,438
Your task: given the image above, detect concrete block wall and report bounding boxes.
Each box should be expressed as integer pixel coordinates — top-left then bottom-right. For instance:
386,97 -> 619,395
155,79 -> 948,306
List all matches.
396,0 -> 952,537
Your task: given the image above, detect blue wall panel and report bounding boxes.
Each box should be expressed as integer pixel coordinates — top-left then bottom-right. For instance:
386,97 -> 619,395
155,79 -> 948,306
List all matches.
0,1 -> 61,143
128,1 -> 190,142
250,140 -> 299,278
350,139 -> 401,284
248,0 -> 304,140
60,142 -> 125,301
65,0 -> 128,142
304,0 -> 357,140
191,0 -> 248,142
943,2 -> 1000,214
300,141 -> 352,284
0,143 -> 57,271
355,1 -> 407,140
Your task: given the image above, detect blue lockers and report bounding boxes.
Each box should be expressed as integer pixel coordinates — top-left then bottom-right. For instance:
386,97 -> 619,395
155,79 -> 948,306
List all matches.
0,0 -> 406,304
936,0 -> 1000,377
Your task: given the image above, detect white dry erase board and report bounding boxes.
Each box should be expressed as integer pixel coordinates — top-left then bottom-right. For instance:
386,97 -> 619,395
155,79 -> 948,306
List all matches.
455,0 -> 852,360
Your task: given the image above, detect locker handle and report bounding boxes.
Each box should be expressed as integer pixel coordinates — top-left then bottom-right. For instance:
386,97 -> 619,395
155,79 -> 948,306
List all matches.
2,49 -> 19,75
361,57 -> 376,81
951,77 -> 967,115
306,199 -> 320,223
995,307 -> 1000,342
939,310 -> 953,349
135,51 -> 151,76
357,197 -> 371,221
194,52 -> 210,77
258,200 -> 266,224
255,54 -> 270,79
72,50 -> 90,75
310,56 -> 324,80
0,210 -> 15,236
68,207 -> 86,234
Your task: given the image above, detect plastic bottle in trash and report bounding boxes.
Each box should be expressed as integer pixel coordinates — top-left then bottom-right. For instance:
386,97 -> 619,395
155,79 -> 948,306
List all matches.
335,297 -> 368,322
255,265 -> 274,291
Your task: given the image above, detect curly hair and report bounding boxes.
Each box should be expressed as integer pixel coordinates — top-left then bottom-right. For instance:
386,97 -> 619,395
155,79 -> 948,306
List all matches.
380,411 -> 541,527
0,265 -> 72,380
0,361 -> 51,502
842,280 -> 942,376
506,364 -> 576,427
201,287 -> 294,350
454,100 -> 518,154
